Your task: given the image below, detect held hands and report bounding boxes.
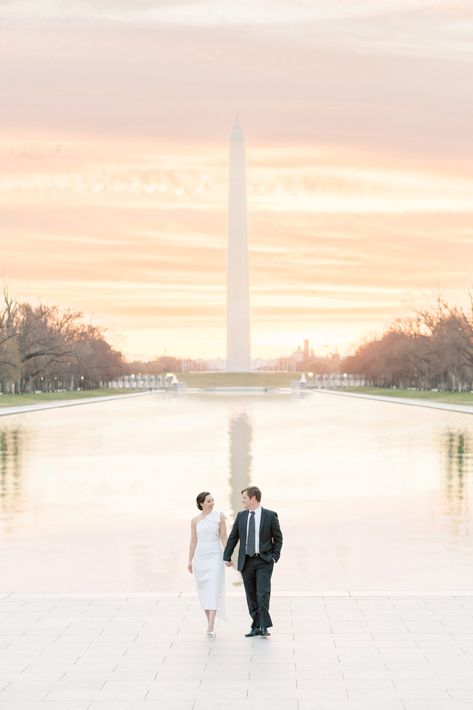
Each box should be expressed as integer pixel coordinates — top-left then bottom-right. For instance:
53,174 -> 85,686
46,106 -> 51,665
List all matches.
225,561 -> 233,567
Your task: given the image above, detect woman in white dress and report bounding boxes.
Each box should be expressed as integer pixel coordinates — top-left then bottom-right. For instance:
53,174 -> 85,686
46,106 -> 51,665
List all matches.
188,491 -> 229,636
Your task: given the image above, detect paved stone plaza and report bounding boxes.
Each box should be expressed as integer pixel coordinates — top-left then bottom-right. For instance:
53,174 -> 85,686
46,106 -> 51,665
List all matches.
1,594 -> 473,710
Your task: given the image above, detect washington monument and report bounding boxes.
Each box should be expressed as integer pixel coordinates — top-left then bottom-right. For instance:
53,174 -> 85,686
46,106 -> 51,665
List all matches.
227,119 -> 251,372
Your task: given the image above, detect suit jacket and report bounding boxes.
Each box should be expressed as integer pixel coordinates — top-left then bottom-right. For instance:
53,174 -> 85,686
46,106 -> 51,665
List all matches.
223,508 -> 283,572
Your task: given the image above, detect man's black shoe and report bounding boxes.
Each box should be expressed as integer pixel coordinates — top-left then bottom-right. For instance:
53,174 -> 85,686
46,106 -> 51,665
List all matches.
260,628 -> 271,637
244,628 -> 261,637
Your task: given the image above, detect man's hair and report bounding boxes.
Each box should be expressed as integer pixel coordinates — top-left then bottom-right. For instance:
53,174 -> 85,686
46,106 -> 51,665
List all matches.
241,486 -> 261,502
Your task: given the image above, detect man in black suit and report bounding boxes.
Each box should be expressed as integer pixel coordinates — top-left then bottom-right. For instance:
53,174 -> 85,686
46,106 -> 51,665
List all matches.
223,486 -> 283,637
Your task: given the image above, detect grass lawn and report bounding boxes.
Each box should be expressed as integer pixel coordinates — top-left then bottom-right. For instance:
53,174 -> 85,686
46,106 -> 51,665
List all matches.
0,388 -> 138,408
340,386 -> 473,406
3,381 -> 471,409
178,372 -> 297,388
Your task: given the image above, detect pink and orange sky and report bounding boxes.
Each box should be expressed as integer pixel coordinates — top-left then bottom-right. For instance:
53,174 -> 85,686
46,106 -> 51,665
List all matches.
1,0 -> 472,360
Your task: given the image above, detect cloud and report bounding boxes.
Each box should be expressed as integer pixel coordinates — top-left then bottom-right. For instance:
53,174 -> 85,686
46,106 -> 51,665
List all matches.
3,0 -> 472,27
0,3 -> 471,157
1,1 -> 472,357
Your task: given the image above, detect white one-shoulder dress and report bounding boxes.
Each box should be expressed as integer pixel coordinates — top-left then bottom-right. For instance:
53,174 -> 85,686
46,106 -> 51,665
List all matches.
194,511 -> 226,620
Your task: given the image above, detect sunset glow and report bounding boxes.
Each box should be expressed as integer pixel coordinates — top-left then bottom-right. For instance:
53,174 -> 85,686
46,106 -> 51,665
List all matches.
1,1 -> 472,359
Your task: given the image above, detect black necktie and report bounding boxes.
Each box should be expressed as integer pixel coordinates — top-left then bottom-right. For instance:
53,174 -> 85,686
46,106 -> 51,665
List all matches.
247,511 -> 256,556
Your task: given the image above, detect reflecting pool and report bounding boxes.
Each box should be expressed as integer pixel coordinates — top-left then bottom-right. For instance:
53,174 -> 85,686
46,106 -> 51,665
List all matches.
1,392 -> 473,593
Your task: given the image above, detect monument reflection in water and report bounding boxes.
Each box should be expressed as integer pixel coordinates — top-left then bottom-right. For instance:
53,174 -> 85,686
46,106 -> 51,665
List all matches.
227,411 -> 252,587
228,411 -> 252,519
0,394 -> 473,592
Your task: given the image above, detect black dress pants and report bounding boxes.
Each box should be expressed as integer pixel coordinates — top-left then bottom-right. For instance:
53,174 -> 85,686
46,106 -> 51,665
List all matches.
241,555 -> 274,629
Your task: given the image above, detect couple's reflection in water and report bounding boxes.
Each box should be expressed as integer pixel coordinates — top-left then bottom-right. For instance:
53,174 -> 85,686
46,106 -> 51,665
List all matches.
0,426 -> 23,533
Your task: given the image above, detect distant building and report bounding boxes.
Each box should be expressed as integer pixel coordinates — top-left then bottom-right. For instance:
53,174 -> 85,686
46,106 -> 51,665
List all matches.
252,357 -> 278,371
292,345 -> 304,365
275,339 -> 316,371
276,346 -> 302,372
181,358 -> 208,373
304,339 -> 310,361
205,357 -> 226,371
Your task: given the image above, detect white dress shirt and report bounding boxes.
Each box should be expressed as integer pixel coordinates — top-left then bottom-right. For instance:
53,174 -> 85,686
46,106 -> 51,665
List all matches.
246,505 -> 262,554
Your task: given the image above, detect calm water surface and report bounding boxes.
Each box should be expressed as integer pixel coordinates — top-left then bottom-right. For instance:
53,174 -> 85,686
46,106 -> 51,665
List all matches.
1,392 -> 473,593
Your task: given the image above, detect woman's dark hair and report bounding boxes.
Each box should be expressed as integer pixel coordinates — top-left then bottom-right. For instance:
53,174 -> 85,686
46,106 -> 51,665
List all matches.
196,491 -> 211,510
241,486 -> 262,502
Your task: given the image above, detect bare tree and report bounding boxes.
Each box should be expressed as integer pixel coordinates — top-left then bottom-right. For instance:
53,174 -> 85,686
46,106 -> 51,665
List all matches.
344,295 -> 473,391
0,290 -> 21,392
0,290 -> 127,393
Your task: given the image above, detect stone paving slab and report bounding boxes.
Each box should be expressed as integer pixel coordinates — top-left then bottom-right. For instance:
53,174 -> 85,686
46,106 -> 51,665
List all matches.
1,595 -> 473,709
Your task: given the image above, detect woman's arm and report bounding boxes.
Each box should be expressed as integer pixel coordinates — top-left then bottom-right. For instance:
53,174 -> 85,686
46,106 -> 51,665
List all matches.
187,519 -> 197,573
219,512 -> 228,548
223,514 -> 239,565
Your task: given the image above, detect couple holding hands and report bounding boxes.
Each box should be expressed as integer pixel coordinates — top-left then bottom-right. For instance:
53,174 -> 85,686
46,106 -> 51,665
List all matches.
188,486 -> 283,638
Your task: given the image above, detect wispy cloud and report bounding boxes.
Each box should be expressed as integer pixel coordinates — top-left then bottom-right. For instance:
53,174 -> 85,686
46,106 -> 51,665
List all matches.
1,1 -> 472,358
3,0 -> 472,28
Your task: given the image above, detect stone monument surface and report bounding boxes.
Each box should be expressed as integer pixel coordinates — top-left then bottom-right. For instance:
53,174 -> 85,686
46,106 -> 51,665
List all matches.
226,118 -> 251,372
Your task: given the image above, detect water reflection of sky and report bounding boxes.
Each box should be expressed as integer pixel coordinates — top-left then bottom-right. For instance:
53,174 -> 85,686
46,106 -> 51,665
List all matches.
0,393 -> 472,593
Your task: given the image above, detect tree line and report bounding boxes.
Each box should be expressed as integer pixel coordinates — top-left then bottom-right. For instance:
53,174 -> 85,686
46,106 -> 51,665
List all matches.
0,292 -> 200,394
3,289 -> 472,394
0,291 -> 126,394
342,298 -> 473,391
